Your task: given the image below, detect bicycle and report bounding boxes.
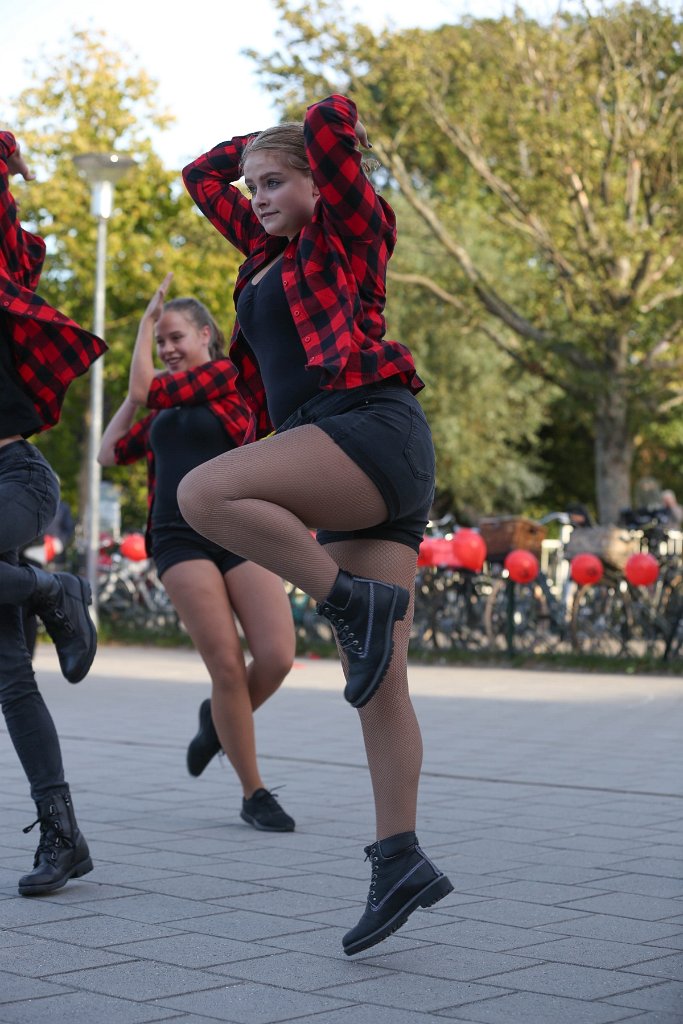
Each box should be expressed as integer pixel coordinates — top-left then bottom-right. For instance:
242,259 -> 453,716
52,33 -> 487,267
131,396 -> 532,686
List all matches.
410,517 -> 493,654
482,512 -> 576,655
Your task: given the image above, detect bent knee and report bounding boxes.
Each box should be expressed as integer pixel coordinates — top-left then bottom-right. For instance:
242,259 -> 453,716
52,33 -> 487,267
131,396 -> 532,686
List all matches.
177,464 -> 213,532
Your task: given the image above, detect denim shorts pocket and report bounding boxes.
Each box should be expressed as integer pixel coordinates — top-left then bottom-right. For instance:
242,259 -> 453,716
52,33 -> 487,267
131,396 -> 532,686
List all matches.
403,407 -> 435,483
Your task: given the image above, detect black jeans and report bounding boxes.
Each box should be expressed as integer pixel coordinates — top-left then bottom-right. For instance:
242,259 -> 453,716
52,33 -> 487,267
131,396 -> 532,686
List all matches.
0,440 -> 66,802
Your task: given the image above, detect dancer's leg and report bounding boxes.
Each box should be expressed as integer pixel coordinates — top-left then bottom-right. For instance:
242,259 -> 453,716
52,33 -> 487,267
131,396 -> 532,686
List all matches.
225,561 -> 295,710
178,425 -> 388,603
161,560 -> 264,796
325,538 -> 422,839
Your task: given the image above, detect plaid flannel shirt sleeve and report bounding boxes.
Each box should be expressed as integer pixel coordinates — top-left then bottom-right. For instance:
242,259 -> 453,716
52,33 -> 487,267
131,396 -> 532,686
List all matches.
182,138 -> 265,256
303,95 -> 393,242
0,132 -> 46,290
113,414 -> 152,465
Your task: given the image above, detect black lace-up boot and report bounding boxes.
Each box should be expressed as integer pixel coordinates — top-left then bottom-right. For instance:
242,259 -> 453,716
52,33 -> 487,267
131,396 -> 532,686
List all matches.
28,568 -> 97,683
186,698 -> 222,776
18,791 -> 93,896
316,571 -> 410,708
343,831 -> 453,955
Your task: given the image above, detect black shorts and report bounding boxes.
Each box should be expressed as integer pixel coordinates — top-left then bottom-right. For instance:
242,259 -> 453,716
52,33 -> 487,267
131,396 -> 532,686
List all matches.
150,516 -> 246,579
276,382 -> 435,553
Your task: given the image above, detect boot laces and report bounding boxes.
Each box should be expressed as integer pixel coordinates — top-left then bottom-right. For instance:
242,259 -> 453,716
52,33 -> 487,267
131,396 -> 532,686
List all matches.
326,612 -> 364,656
48,607 -> 76,635
365,848 -> 380,905
23,812 -> 75,865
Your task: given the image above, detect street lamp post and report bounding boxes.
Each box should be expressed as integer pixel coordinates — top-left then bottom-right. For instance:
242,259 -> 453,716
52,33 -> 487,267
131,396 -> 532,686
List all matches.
72,153 -> 135,623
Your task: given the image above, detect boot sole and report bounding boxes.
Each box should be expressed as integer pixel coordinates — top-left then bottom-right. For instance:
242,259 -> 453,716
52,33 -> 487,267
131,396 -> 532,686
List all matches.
186,700 -> 221,777
18,855 -> 94,897
343,873 -> 454,956
346,585 -> 410,709
63,577 -> 97,684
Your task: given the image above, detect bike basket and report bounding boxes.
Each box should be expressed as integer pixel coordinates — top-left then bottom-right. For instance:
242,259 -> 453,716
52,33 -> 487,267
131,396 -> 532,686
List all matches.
564,526 -> 641,570
478,516 -> 547,562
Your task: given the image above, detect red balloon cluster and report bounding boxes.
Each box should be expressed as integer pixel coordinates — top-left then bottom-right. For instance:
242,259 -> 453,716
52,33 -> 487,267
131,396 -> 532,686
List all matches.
504,548 -> 539,583
451,528 -> 487,572
418,529 -> 487,571
624,552 -> 659,587
120,532 -> 148,562
570,553 -> 604,586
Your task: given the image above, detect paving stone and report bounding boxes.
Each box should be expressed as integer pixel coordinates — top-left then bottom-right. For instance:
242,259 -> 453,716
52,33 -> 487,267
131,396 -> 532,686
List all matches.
511,936 -> 674,970
155,982 -> 350,1023
605,979 -> 683,1012
107,934 -> 279,968
0,937 -> 131,975
559,893 -> 683,922
53,961 -> 232,1000
0,970 -> 71,1003
14,916 -> 182,947
484,962 -> 663,999
0,991 -> 174,1023
439,991 -> 641,1023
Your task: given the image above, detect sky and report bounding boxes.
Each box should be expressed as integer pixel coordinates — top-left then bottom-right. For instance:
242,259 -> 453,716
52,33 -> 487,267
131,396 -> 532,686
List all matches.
4,0 -> 569,170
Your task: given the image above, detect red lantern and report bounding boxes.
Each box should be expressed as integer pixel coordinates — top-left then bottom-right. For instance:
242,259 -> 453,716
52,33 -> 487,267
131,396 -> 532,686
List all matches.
504,548 -> 539,583
571,552 -> 604,586
451,528 -> 487,572
624,552 -> 659,587
120,532 -> 148,562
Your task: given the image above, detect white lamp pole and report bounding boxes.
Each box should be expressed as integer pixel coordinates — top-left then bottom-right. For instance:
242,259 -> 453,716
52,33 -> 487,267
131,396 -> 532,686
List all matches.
72,153 -> 135,623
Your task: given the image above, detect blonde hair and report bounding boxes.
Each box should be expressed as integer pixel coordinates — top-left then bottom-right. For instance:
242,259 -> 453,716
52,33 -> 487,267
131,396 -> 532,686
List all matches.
162,298 -> 226,360
240,123 -> 310,176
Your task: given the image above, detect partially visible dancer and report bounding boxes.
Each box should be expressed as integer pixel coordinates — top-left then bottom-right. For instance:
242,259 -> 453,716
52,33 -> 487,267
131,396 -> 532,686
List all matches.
98,274 -> 296,832
0,131 -> 102,895
179,94 -> 453,953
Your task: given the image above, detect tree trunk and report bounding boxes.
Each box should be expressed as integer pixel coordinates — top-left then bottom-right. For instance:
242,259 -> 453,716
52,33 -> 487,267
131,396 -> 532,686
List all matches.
594,389 -> 633,525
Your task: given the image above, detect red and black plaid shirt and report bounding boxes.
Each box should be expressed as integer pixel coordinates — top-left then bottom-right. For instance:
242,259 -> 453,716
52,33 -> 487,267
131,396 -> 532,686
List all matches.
113,359 -> 253,542
183,94 -> 423,441
0,132 -> 106,432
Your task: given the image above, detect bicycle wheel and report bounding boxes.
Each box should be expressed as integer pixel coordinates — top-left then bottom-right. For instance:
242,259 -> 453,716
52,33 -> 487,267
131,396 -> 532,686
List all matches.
571,581 -> 630,657
484,577 -> 553,653
432,570 -> 491,651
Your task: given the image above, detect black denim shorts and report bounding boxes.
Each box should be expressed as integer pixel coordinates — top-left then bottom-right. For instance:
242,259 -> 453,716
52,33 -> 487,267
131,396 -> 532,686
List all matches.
276,382 -> 435,553
150,515 -> 246,580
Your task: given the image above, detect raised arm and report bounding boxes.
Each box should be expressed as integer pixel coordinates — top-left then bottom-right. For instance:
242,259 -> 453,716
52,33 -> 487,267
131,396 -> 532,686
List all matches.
98,395 -> 144,466
303,95 -> 393,243
0,131 -> 46,289
128,273 -> 174,404
182,136 -> 265,256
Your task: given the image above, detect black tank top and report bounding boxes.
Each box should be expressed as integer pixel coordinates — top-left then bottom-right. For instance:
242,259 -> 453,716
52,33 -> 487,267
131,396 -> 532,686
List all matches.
0,332 -> 42,437
149,405 -> 233,527
236,259 -> 322,427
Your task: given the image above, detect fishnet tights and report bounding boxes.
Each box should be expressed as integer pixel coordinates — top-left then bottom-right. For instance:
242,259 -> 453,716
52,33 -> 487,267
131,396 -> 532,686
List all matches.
178,424 -> 423,838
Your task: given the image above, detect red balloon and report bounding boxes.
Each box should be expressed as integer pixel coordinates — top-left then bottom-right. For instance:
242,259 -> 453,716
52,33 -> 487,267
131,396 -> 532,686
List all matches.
451,528 -> 487,572
624,552 -> 659,586
120,533 -> 148,562
504,548 -> 539,583
571,552 -> 604,586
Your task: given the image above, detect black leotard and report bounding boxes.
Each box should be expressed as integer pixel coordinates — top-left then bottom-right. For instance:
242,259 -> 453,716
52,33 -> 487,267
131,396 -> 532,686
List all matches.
236,260 -> 321,428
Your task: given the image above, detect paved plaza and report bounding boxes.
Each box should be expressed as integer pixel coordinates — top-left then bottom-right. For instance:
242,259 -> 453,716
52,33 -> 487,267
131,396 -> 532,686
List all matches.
1,644 -> 682,1023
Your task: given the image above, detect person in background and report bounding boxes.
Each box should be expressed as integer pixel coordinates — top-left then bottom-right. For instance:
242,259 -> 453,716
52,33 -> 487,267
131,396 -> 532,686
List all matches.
661,490 -> 683,529
98,275 -> 297,832
179,94 -> 453,954
0,130 -> 102,895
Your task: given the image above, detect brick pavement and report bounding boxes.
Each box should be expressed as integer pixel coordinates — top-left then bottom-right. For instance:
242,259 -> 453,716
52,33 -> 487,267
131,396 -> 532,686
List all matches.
1,645 -> 682,1023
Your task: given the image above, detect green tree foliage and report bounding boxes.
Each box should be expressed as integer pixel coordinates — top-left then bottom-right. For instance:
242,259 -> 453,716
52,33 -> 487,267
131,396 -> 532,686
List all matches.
7,29 -> 242,531
249,0 -> 683,523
